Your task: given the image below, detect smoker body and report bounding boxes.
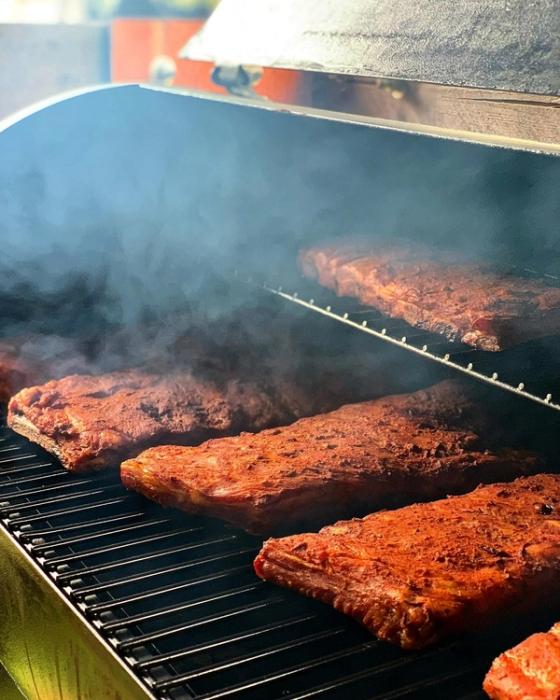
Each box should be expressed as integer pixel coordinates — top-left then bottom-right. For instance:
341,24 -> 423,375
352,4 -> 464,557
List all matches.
0,525 -> 150,700
0,74 -> 560,700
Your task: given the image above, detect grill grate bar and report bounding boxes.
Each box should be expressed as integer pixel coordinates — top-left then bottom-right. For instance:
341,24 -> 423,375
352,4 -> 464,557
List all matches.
70,547 -> 257,597
0,444 -> 26,454
45,526 -> 201,565
0,473 -> 82,498
0,461 -> 54,476
56,535 -> 238,582
87,564 -> 252,614
133,613 -> 321,671
101,581 -> 266,633
0,482 -> 124,513
32,517 -> 176,553
18,510 -> 147,539
153,628 -> 348,691
116,596 -> 286,651
272,642 -> 463,700
0,453 -> 45,465
7,494 -> 139,526
195,641 -> 380,700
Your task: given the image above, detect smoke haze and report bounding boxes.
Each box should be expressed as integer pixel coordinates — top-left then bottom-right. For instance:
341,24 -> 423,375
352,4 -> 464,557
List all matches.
0,85 -> 559,389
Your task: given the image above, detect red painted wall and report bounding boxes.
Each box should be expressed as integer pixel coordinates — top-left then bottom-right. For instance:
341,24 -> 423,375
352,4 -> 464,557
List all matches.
111,19 -> 309,103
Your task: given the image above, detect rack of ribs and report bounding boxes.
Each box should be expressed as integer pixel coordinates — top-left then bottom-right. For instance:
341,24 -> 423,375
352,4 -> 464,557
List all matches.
7,369 -> 315,472
299,239 -> 560,351
254,474 -> 560,650
121,380 -> 543,534
484,623 -> 560,699
6,320 -> 436,473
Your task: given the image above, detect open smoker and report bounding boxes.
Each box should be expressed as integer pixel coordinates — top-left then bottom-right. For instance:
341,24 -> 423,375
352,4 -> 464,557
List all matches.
1,3 -> 560,698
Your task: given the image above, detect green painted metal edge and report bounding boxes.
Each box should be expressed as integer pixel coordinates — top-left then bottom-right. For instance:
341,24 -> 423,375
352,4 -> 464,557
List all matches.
0,524 -> 154,700
0,663 -> 26,699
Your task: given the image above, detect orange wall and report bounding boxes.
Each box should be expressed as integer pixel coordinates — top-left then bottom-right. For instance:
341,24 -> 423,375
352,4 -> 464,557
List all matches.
111,19 -> 308,103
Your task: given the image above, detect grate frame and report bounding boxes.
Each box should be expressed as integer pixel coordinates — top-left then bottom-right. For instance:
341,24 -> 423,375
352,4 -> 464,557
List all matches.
247,274 -> 560,414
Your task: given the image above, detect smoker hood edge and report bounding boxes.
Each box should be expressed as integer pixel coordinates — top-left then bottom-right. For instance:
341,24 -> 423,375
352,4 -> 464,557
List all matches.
180,0 -> 560,96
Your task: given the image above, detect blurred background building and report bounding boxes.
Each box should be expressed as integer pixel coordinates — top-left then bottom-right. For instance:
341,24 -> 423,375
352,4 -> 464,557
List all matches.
0,0 -> 219,22
0,0 -> 306,120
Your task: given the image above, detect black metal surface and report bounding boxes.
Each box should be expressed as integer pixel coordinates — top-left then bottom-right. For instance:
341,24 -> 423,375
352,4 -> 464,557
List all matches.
183,0 -> 560,96
0,416 -> 543,700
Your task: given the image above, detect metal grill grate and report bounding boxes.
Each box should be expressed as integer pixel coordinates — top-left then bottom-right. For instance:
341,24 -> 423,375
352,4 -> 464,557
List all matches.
0,416 -> 529,699
250,276 -> 560,414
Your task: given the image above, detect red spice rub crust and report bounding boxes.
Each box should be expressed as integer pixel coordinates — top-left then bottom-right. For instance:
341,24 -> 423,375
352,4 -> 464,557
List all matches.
255,474 -> 560,650
299,239 -> 560,351
121,380 -> 542,534
8,370 -> 301,472
484,623 -> 560,700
